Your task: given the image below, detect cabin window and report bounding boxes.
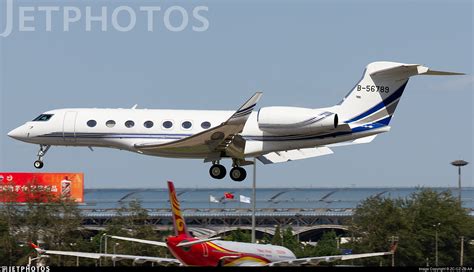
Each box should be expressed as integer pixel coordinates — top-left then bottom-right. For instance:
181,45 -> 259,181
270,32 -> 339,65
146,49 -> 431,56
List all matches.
144,121 -> 154,128
162,121 -> 173,129
125,120 -> 135,128
182,121 -> 192,129
32,114 -> 54,122
106,120 -> 116,128
87,120 -> 97,127
201,121 -> 211,129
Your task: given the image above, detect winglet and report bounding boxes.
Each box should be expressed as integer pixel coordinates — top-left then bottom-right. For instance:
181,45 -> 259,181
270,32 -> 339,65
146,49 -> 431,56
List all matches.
30,242 -> 39,249
30,242 -> 45,254
228,92 -> 263,121
390,241 -> 398,253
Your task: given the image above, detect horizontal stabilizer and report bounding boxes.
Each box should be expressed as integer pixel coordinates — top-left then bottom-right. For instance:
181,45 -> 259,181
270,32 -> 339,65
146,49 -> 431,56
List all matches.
421,69 -> 465,76
327,135 -> 379,148
176,237 -> 221,247
257,147 -> 333,165
370,63 -> 465,78
107,235 -> 167,247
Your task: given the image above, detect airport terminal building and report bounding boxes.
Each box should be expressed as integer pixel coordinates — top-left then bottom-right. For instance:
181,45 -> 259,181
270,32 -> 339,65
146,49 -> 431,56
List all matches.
80,187 -> 474,241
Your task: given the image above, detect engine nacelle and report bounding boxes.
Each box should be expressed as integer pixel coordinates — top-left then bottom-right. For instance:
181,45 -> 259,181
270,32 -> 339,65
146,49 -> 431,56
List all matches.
257,107 -> 338,135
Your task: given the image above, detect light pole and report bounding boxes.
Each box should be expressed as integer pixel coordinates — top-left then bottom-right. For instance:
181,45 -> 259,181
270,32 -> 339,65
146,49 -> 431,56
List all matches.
104,235 -> 108,266
113,243 -> 119,267
451,160 -> 468,206
99,233 -> 107,266
460,236 -> 464,266
70,243 -> 79,266
251,157 -> 257,243
434,223 -> 441,266
295,213 -> 302,243
389,236 -> 399,267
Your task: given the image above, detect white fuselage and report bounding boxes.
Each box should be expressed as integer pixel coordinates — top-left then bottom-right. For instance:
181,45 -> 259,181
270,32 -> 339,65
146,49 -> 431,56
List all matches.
8,107 -> 387,159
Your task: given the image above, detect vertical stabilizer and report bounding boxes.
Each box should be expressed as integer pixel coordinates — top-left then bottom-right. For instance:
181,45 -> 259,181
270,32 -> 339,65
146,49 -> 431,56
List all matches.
167,181 -> 190,237
338,62 -> 464,127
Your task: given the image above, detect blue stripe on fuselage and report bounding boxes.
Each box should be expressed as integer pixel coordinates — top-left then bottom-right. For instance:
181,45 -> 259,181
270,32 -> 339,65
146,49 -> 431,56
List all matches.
344,81 -> 408,124
37,117 -> 389,143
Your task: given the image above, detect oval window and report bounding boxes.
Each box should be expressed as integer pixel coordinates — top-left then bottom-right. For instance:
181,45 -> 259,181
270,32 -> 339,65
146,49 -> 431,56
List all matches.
106,120 -> 116,128
163,121 -> 173,129
144,121 -> 154,128
201,121 -> 211,129
182,121 -> 192,129
125,120 -> 135,128
87,120 -> 97,127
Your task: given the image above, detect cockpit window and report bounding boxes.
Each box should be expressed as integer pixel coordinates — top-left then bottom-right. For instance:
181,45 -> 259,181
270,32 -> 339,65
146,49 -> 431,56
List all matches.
32,114 -> 54,122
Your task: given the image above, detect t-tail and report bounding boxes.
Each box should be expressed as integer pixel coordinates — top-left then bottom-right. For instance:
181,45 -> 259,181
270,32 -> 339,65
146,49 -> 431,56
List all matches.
338,61 -> 464,127
167,181 -> 191,237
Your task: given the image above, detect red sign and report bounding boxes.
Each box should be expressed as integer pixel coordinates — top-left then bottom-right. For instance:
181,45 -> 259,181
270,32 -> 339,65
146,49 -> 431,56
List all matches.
0,173 -> 84,203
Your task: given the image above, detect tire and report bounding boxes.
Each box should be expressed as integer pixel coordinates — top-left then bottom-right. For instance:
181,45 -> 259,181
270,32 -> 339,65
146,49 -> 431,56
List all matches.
230,167 -> 247,182
209,164 -> 226,179
34,160 -> 44,169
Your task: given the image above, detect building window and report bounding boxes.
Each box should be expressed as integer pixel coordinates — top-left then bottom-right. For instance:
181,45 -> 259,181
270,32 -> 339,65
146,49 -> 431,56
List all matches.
106,120 -> 116,128
162,121 -> 173,129
144,121 -> 154,128
182,121 -> 192,129
87,120 -> 97,127
125,120 -> 135,128
201,121 -> 211,129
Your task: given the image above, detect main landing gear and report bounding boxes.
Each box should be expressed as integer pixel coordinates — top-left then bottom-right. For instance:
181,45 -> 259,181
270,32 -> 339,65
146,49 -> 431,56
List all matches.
209,164 -> 226,180
34,145 -> 50,169
209,161 -> 247,182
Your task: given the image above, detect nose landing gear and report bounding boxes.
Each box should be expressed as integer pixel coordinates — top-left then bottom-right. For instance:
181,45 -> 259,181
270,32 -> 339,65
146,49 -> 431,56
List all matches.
34,145 -> 50,169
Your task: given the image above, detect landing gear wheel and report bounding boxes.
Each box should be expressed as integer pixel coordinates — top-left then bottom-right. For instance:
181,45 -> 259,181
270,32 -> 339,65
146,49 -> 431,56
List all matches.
34,145 -> 50,169
209,164 -> 226,179
230,167 -> 247,182
34,160 -> 44,169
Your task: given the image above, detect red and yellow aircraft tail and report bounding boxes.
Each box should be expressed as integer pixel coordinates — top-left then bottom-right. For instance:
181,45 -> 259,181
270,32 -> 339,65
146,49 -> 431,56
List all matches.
167,181 -> 190,237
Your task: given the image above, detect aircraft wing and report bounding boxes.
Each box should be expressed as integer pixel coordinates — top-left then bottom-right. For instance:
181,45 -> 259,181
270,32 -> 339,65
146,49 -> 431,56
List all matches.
135,92 -> 263,160
267,251 -> 393,266
32,247 -> 180,266
257,146 -> 333,164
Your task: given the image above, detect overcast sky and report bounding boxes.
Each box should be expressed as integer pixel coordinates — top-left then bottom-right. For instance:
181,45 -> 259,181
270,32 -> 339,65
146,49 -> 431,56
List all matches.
0,0 -> 472,189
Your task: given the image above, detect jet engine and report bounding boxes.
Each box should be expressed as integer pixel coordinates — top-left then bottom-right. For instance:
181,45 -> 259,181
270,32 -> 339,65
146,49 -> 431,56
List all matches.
257,107 -> 338,135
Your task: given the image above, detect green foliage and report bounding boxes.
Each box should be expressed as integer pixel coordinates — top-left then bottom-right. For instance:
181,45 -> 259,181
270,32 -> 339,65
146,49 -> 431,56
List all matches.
0,192 -> 172,266
271,225 -> 282,246
223,228 -> 252,243
313,231 -> 341,257
102,199 -> 171,265
349,188 -> 474,266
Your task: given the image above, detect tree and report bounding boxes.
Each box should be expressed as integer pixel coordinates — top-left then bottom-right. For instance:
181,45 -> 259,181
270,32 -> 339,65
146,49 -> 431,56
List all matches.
313,231 -> 341,257
0,183 -> 23,265
348,188 -> 474,266
272,225 -> 282,246
282,226 -> 299,251
223,228 -> 251,243
103,199 -> 170,266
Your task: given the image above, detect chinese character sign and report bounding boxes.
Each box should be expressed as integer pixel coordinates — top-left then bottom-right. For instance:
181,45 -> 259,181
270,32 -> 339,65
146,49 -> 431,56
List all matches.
0,173 -> 84,203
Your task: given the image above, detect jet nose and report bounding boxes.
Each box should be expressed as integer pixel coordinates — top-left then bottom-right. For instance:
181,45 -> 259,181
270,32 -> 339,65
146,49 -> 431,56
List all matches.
7,126 -> 26,140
